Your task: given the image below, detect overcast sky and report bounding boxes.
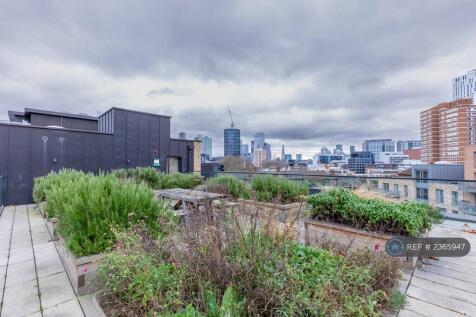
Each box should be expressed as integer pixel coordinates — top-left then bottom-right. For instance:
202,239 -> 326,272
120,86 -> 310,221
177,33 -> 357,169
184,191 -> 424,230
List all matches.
1,1 -> 476,158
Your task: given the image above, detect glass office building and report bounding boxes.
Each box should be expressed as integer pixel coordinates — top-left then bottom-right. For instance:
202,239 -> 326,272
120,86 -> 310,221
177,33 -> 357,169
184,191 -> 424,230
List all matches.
224,128 -> 241,157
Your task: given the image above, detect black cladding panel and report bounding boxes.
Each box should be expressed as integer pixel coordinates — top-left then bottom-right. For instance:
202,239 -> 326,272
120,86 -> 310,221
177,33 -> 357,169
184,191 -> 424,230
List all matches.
7,126 -> 30,205
113,109 -> 126,168
84,134 -> 99,173
126,111 -> 139,167
138,113 -> 151,166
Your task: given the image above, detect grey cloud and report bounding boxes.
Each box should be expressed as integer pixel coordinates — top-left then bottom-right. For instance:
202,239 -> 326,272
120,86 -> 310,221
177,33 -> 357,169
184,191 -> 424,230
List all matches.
1,1 -> 476,156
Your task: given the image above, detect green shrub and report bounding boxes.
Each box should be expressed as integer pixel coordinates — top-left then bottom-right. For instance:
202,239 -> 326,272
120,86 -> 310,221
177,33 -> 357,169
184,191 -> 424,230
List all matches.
98,231 -> 184,315
204,176 -> 251,199
33,169 -> 87,204
99,224 -> 399,316
43,172 -> 177,256
251,175 -> 308,204
307,188 -> 441,236
111,167 -> 202,190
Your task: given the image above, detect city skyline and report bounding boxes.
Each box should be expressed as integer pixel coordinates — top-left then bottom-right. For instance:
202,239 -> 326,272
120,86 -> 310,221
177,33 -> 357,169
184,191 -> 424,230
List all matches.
2,2 -> 476,157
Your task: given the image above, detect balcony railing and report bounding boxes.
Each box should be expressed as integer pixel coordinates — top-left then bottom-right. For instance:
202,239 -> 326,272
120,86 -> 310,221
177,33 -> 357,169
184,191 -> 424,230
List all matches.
214,171 -> 476,218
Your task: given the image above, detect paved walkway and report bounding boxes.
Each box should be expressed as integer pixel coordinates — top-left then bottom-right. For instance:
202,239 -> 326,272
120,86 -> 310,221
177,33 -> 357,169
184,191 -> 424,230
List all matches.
399,220 -> 476,317
0,205 -> 85,317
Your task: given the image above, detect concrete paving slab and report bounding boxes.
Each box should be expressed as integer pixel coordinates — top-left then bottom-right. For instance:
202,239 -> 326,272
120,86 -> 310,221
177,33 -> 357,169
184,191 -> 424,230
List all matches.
39,272 -> 76,310
36,252 -> 65,278
4,259 -> 37,287
0,250 -> 9,266
43,299 -> 84,317
32,231 -> 52,244
1,279 -> 41,317
402,296 -> 464,317
8,245 -> 34,264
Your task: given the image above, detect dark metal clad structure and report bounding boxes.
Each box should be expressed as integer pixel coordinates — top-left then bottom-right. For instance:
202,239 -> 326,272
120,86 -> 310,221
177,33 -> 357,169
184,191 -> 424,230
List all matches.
0,107 -> 197,205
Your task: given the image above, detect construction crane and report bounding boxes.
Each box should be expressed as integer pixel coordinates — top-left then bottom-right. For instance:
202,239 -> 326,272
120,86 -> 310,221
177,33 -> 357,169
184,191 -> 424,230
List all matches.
228,106 -> 235,128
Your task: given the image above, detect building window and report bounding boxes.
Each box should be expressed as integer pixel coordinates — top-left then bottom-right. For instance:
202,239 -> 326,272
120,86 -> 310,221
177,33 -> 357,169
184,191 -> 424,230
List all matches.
393,184 -> 399,195
404,185 -> 408,198
452,191 -> 458,207
416,188 -> 428,201
383,183 -> 390,192
436,189 -> 444,203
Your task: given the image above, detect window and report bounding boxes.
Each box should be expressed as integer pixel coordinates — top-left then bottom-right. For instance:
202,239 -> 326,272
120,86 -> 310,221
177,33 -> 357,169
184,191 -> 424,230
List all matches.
383,183 -> 390,192
452,191 -> 458,207
393,184 -> 399,195
404,185 -> 408,198
436,189 -> 444,203
416,188 -> 428,200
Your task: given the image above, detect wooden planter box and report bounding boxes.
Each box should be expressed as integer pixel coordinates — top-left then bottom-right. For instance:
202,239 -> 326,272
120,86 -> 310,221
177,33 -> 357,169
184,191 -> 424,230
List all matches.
238,199 -> 307,243
304,219 -> 418,269
55,235 -> 105,295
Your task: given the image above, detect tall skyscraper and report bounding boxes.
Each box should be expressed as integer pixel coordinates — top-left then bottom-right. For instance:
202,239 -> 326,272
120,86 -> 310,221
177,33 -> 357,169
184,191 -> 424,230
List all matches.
296,154 -> 302,161
420,98 -> 476,163
264,143 -> 271,161
195,135 -> 213,159
253,133 -> 265,152
241,144 -> 249,156
250,140 -> 255,154
281,145 -> 285,161
349,145 -> 356,154
178,132 -> 186,139
224,128 -> 240,157
362,139 -> 395,162
453,69 -> 476,101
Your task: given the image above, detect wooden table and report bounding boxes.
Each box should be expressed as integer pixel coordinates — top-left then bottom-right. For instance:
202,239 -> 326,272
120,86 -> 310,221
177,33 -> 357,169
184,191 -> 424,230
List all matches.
154,188 -> 227,223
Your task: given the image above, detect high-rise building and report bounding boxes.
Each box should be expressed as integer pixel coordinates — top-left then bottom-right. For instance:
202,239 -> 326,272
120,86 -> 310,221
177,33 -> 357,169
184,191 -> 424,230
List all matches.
195,135 -> 213,159
281,145 -> 285,161
362,139 -> 395,162
253,148 -> 267,167
453,69 -> 476,101
320,146 -> 331,155
420,98 -> 476,163
224,128 -> 240,157
350,145 -> 356,154
296,154 -> 302,161
264,143 -> 271,161
178,132 -> 186,139
284,154 -> 292,161
253,133 -> 265,152
241,144 -> 249,156
250,140 -> 255,154
347,151 -> 375,174
396,140 -> 421,152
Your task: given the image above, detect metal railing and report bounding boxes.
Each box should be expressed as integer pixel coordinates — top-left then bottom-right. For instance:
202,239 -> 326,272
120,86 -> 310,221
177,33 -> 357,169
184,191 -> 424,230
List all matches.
207,171 -> 476,218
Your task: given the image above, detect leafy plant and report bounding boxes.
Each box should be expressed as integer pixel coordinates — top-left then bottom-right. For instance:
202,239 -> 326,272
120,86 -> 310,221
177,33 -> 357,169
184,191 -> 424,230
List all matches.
42,171 -> 177,256
307,188 -> 441,236
251,175 -> 308,204
203,176 -> 251,199
111,167 -> 202,190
